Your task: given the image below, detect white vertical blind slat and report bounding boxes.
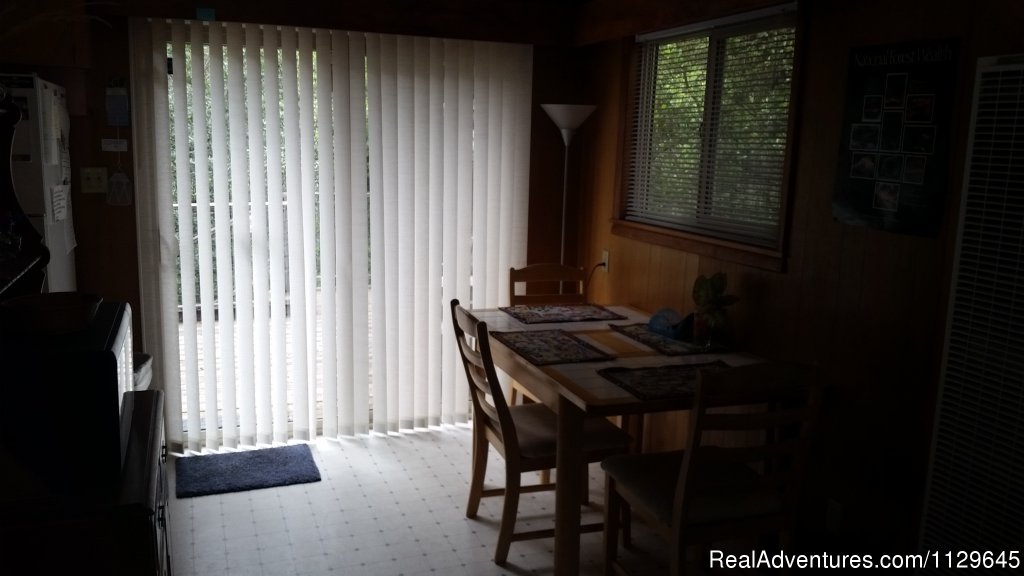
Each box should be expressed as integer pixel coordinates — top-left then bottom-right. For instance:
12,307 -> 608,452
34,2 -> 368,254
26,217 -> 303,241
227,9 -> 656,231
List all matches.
187,21 -> 216,452
471,45 -> 489,311
440,39 -> 460,424
396,35 -> 415,431
209,24 -> 237,450
485,45 -> 502,307
348,32 -> 371,436
366,33 -> 388,434
427,37 -> 444,426
169,24 -> 200,453
382,35 -> 401,432
330,29 -> 351,437
130,18 -> 184,445
317,28 -> 339,439
297,29 -> 318,433
156,26 -> 185,448
454,40 -> 475,421
263,26 -> 290,444
412,35 -> 431,428
226,23 -> 255,447
245,24 -> 272,446
495,45 -> 512,305
281,28 -> 310,440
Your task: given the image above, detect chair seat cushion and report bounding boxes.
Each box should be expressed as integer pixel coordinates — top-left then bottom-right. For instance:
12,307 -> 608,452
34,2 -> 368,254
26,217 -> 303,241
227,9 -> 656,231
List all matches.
511,403 -> 632,460
601,450 -> 783,527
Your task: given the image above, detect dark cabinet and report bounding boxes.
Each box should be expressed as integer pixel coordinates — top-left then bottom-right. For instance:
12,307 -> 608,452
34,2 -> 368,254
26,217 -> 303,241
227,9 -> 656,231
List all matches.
116,390 -> 172,576
0,390 -> 171,575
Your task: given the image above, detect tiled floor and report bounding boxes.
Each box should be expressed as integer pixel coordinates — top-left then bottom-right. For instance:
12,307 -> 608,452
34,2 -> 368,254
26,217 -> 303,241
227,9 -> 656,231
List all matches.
168,423 -> 668,576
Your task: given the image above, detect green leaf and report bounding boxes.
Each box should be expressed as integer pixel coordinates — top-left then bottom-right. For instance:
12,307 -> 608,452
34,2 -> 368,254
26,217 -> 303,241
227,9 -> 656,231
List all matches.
708,272 -> 727,296
691,272 -> 738,313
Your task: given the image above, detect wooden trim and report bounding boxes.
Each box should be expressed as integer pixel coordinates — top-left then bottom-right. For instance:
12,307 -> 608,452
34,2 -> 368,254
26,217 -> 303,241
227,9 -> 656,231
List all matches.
774,0 -> 810,265
611,219 -> 785,272
612,40 -> 640,228
574,0 -> 791,46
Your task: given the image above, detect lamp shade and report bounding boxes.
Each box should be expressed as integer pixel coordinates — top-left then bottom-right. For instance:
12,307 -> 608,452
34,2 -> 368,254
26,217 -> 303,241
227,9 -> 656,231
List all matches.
541,104 -> 596,146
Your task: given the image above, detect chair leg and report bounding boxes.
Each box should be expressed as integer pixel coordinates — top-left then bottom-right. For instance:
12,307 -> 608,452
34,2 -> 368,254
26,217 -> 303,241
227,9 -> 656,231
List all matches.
495,467 -> 522,565
621,501 -> 632,549
582,463 -> 591,505
466,429 -> 489,519
621,414 -> 645,454
603,476 -> 621,576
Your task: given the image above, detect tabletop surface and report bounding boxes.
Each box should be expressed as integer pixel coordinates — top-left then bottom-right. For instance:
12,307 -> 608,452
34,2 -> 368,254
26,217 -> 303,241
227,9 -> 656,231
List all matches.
473,305 -> 760,413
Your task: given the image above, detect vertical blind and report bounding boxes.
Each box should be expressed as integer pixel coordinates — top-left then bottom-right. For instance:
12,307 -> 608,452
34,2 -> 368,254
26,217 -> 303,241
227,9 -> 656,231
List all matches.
627,15 -> 796,249
129,19 -> 532,452
920,55 -> 1024,572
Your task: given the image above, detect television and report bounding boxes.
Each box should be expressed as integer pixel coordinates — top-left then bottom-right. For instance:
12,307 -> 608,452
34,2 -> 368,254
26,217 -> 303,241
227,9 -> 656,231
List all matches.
0,297 -> 134,505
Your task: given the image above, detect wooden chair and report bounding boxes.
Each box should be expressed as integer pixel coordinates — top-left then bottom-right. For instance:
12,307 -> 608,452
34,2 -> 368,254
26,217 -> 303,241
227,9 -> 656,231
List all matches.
450,299 -> 633,565
508,263 -> 588,306
601,361 -> 822,575
506,262 -> 635,486
507,263 -> 587,407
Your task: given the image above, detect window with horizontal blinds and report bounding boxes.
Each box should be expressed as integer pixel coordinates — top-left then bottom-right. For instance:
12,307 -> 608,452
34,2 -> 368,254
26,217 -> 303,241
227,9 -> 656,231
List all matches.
627,16 -> 796,249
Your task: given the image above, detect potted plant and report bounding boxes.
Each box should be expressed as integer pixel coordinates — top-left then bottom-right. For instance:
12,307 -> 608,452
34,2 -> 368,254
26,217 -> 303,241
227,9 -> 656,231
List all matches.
691,272 -> 739,349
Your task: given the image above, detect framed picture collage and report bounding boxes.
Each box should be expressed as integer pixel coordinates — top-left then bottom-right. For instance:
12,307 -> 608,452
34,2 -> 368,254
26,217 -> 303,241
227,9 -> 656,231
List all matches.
833,39 -> 958,235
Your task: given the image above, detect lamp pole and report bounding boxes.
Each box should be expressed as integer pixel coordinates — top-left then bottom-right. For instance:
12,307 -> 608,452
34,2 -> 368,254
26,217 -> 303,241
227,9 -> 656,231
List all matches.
540,104 -> 596,266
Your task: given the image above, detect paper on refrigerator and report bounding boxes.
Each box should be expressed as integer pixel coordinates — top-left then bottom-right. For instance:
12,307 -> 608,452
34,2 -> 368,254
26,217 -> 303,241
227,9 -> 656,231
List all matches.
49,184 -> 77,253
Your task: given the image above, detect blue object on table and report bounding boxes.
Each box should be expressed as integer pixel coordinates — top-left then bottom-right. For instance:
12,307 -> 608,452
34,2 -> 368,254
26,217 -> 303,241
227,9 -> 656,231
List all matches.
648,308 -> 679,337
648,308 -> 693,340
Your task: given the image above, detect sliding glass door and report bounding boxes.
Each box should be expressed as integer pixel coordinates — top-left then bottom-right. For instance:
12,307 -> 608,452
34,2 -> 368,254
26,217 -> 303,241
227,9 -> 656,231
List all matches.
130,19 -> 532,452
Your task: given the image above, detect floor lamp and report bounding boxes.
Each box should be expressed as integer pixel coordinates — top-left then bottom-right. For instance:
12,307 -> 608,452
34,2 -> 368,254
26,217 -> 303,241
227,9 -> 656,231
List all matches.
541,103 -> 596,266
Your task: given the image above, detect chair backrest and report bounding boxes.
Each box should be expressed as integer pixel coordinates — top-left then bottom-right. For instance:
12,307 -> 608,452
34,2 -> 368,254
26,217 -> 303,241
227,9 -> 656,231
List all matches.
508,263 -> 587,306
450,299 -> 517,453
673,361 -> 822,540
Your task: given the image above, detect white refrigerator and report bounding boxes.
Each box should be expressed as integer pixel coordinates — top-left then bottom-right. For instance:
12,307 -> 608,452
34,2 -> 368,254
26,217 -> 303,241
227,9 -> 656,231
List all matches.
0,73 -> 76,292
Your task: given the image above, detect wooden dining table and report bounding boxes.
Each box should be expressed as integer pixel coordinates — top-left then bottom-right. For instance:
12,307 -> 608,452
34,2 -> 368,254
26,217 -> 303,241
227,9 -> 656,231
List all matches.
470,304 -> 760,575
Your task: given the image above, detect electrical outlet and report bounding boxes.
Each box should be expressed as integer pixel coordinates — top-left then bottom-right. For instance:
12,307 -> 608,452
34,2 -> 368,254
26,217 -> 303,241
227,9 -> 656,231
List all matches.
81,167 -> 108,194
601,249 -> 610,273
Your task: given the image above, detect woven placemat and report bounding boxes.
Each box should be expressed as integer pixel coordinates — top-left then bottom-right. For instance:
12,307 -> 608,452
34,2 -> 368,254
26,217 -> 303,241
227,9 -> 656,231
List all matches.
499,304 -> 626,324
598,360 -> 730,401
609,323 -> 705,356
490,329 -> 614,365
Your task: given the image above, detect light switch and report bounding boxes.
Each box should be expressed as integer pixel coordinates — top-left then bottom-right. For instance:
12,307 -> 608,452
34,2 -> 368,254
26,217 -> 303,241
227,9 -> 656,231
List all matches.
81,167 -> 108,194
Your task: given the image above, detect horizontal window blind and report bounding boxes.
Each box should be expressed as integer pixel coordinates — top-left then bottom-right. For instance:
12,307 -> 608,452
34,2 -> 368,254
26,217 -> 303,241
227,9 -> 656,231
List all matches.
628,37 -> 708,232
627,16 -> 796,249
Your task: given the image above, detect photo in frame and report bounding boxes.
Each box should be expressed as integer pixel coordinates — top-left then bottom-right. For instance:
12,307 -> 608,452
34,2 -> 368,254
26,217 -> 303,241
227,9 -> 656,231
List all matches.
833,39 -> 958,235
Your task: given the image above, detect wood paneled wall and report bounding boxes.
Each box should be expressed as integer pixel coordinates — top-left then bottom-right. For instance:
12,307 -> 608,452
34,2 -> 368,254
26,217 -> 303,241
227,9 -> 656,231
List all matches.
575,0 -> 1024,554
